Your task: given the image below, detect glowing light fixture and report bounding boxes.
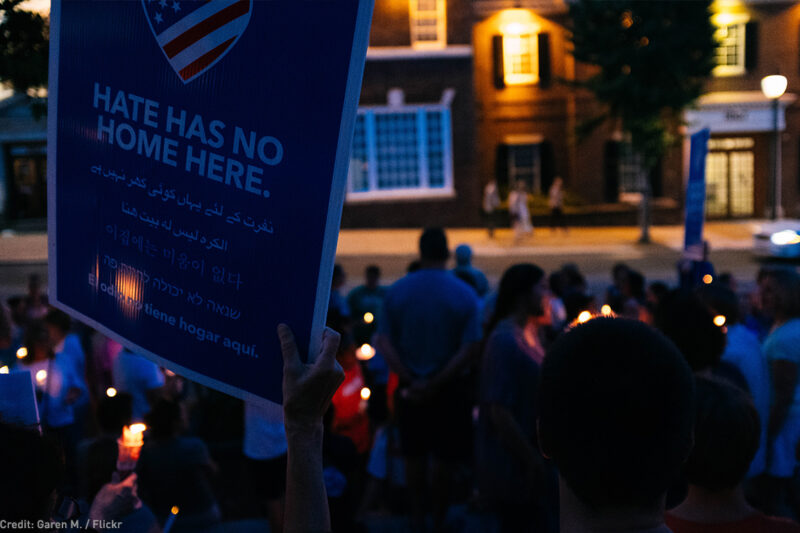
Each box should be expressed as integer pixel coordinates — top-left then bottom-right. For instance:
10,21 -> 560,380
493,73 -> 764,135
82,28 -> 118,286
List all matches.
0,366 -> 8,374
762,75 -> 788,100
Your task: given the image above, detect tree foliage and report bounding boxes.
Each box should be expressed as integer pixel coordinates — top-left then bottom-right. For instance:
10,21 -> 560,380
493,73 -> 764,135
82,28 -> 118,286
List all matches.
0,0 -> 48,94
569,0 -> 716,169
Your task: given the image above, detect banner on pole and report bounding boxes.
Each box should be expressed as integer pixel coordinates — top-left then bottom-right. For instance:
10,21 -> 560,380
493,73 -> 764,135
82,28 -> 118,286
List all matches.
683,128 -> 711,260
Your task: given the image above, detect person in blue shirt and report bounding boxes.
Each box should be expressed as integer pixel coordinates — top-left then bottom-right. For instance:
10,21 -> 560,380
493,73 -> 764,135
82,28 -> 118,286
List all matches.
759,268 -> 800,516
375,227 -> 483,532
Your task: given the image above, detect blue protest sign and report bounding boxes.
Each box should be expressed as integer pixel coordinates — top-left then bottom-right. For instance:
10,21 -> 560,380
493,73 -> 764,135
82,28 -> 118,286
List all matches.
683,128 -> 711,258
47,0 -> 373,405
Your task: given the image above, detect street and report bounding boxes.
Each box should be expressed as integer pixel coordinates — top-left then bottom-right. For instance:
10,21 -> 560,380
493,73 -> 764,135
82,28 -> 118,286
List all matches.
0,221 -> 784,300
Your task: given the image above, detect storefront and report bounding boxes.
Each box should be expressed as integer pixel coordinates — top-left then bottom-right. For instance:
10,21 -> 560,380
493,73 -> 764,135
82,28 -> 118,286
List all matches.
686,91 -> 796,219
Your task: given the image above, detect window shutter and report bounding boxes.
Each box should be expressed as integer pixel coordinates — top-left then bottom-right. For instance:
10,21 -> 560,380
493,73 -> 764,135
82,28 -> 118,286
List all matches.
745,21 -> 759,71
492,35 -> 505,89
603,141 -> 620,203
538,33 -> 551,88
495,143 -> 510,194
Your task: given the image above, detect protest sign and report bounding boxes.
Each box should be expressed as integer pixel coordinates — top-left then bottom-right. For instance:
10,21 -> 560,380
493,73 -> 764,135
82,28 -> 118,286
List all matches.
48,0 -> 373,404
683,128 -> 711,260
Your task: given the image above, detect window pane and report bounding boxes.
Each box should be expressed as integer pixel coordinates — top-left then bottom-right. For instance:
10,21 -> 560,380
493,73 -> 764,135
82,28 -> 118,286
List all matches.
375,112 -> 420,190
348,114 -> 369,192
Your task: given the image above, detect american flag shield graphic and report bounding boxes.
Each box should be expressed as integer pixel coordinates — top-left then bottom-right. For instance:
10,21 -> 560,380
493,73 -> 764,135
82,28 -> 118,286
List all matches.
142,0 -> 252,83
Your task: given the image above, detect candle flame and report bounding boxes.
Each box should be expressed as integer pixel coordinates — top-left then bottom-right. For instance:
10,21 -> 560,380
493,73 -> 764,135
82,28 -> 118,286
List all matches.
106,387 -> 117,398
16,347 -> 27,359
122,424 -> 147,447
703,274 -> 713,285
360,387 -> 371,401
713,315 -> 726,327
601,305 -> 612,316
363,312 -> 374,324
35,369 -> 47,385
171,506 -> 180,515
577,311 -> 593,324
357,343 -> 376,361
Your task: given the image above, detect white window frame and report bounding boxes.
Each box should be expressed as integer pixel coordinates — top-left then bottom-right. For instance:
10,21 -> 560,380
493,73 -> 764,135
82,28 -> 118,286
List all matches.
712,13 -> 748,77
346,103 -> 455,202
410,0 -> 447,50
503,33 -> 538,85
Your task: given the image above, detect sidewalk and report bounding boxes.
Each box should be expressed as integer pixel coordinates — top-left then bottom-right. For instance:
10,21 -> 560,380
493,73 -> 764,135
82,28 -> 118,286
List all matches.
0,221 -> 760,264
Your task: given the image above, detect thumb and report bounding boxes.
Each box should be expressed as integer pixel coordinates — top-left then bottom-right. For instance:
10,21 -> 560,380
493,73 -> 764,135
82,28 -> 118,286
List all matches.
278,324 -> 302,372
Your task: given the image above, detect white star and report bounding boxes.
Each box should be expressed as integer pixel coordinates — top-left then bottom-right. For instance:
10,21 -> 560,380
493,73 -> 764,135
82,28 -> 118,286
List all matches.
159,0 -> 167,8
172,1 -> 180,12
154,11 -> 163,23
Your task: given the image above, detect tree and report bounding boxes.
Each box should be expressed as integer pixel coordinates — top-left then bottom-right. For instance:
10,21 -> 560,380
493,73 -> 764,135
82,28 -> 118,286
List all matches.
0,0 -> 48,95
569,0 -> 716,243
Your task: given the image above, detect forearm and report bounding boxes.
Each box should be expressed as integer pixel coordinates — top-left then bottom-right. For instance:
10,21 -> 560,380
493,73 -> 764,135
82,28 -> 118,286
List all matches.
285,424 -> 330,533
373,334 -> 413,382
490,405 -> 542,472
769,360 -> 798,438
429,343 -> 477,389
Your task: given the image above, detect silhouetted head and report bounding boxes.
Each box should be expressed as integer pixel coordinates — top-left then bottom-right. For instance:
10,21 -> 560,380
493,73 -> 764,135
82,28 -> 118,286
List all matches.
685,377 -> 759,491
419,227 -> 449,264
538,318 -> 694,512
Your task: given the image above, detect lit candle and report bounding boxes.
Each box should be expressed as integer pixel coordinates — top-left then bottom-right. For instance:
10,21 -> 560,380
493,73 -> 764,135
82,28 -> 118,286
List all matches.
713,315 -> 726,327
106,387 -> 117,398
16,347 -> 28,359
35,369 -> 47,386
163,506 -> 179,533
601,305 -> 612,316
577,311 -> 593,324
702,274 -> 713,285
117,423 -> 146,474
357,343 -> 375,361
363,312 -> 374,324
360,387 -> 371,401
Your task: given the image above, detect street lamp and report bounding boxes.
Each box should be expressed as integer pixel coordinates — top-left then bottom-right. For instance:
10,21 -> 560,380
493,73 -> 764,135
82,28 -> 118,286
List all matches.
762,74 -> 787,220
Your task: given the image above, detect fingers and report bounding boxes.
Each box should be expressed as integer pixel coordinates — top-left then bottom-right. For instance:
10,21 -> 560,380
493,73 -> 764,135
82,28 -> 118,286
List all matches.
317,327 -> 341,368
278,324 -> 302,372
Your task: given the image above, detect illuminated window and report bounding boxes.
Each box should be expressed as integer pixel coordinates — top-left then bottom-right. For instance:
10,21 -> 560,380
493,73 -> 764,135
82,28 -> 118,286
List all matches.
713,14 -> 747,77
503,34 -> 538,85
410,0 -> 446,49
705,137 -> 754,218
347,105 -> 453,198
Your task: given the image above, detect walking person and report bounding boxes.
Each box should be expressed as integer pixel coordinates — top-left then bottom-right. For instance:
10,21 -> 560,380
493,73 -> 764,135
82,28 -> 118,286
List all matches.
508,181 -> 532,243
483,179 -> 501,238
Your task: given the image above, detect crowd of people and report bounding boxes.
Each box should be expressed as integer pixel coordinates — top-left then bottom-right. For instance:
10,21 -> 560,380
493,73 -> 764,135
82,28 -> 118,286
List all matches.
3,227 -> 800,533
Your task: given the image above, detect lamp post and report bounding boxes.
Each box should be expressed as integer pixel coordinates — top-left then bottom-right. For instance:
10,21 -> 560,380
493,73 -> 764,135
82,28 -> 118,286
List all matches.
761,74 -> 788,220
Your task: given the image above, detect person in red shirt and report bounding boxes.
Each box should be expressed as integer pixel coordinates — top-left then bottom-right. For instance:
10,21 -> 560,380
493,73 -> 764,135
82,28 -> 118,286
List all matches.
666,377 -> 800,533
